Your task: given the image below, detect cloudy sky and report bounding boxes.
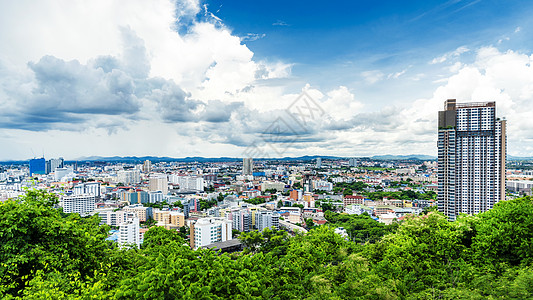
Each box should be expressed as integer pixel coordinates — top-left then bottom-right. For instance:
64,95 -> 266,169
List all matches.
1,0 -> 533,160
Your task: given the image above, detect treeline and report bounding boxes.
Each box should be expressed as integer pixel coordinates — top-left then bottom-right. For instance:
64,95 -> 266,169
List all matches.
1,190 -> 533,298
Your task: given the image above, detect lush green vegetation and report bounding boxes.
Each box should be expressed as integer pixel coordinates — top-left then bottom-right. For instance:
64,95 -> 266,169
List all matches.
1,190 -> 533,299
333,181 -> 368,195
243,197 -> 269,205
363,190 -> 437,201
325,211 -> 398,243
198,198 -> 218,211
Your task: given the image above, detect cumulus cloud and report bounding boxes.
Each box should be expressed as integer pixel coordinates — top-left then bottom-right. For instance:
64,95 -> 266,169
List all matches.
0,0 -> 532,159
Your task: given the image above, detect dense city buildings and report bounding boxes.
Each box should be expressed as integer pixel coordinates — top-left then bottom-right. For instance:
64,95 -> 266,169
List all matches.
437,99 -> 506,220
8,149 -> 530,251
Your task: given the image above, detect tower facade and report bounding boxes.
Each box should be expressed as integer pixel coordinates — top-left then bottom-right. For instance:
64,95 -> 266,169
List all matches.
243,158 -> 253,175
437,99 -> 506,220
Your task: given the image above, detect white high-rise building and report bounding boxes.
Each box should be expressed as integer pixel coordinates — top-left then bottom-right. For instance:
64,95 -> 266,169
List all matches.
190,217 -> 232,250
149,173 -> 168,194
169,175 -> 204,192
61,194 -> 96,217
228,209 -> 251,232
73,182 -> 101,198
142,160 -> 152,173
438,99 -> 506,220
117,170 -> 141,185
256,211 -> 280,231
316,158 -> 322,168
99,210 -> 128,227
118,216 -> 141,249
46,157 -> 64,174
243,158 -> 253,175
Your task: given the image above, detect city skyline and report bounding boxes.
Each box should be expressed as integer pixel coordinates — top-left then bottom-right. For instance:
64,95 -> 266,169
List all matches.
1,1 -> 533,160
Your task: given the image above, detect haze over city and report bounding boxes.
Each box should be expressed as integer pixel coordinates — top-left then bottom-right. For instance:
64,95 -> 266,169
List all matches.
1,0 -> 533,160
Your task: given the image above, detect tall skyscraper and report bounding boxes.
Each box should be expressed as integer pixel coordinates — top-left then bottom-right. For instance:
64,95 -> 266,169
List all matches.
437,99 -> 506,220
142,160 -> 151,173
29,158 -> 46,175
243,158 -> 253,175
45,157 -> 64,174
149,173 -> 169,195
316,157 -> 322,168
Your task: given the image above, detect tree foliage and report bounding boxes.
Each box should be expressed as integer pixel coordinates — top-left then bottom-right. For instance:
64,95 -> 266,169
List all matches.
2,191 -> 533,299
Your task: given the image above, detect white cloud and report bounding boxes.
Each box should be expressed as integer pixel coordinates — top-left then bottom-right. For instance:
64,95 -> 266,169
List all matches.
430,46 -> 470,64
361,70 -> 385,84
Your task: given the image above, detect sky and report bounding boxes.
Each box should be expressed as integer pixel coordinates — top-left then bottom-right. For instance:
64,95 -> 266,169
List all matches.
1,0 -> 533,160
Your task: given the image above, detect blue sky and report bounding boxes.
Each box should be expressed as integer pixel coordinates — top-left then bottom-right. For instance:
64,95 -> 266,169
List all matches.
205,0 -> 533,106
0,0 -> 532,159
209,0 -> 531,63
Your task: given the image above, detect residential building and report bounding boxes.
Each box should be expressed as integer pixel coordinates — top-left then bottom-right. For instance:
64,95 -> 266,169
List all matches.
343,195 -> 364,207
228,209 -> 252,232
123,204 -> 153,222
438,99 -> 506,220
118,217 -> 141,249
149,173 -> 168,194
243,158 -> 253,175
73,182 -> 101,198
45,157 -> 64,174
190,217 -> 232,250
117,169 -> 141,185
345,204 -> 373,215
169,175 -> 204,192
507,180 -> 533,195
121,191 -> 149,205
255,211 -> 280,231
99,210 -> 128,227
61,194 -> 96,216
142,160 -> 151,173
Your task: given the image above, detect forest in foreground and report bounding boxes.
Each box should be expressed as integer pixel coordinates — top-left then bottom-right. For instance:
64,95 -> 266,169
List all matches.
1,190 -> 533,299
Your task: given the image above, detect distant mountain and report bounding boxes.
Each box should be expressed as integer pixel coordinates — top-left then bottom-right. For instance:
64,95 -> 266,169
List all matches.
508,155 -> 533,161
371,154 -> 436,161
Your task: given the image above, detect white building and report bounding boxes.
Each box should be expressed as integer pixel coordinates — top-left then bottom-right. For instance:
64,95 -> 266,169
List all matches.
54,167 -> 74,181
99,210 -> 128,227
190,217 -> 232,250
256,211 -> 280,231
313,180 -> 333,192
149,173 -> 169,194
243,158 -> 253,175
73,182 -> 101,198
149,191 -> 164,203
227,209 -> 251,232
345,204 -> 373,216
61,194 -> 96,217
169,175 -> 204,192
438,100 -> 506,220
117,169 -> 141,185
118,217 -> 141,249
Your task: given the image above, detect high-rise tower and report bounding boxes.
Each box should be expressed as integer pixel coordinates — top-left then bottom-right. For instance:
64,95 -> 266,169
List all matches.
243,158 -> 253,176
437,99 -> 506,220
